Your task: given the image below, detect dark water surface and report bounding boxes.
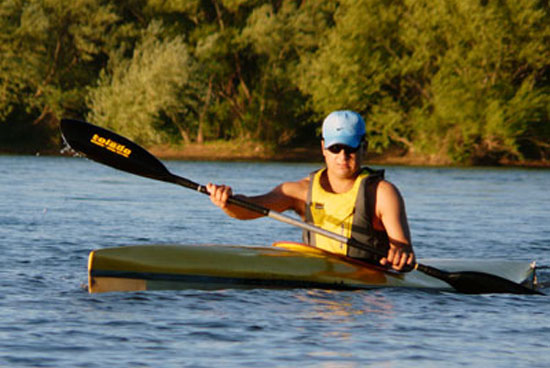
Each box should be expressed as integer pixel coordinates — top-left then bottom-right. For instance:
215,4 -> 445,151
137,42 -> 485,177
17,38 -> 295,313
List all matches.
1,156 -> 549,367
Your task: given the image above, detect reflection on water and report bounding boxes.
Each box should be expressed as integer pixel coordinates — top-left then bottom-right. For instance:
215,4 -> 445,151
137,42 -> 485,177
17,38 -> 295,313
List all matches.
295,290 -> 395,321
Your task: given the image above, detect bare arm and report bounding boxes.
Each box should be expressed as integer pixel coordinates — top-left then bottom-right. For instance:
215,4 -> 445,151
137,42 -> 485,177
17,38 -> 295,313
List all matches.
375,180 -> 415,271
206,178 -> 309,220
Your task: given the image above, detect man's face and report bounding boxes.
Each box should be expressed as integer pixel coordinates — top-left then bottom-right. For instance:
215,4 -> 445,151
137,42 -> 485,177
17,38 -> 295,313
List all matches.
322,140 -> 363,180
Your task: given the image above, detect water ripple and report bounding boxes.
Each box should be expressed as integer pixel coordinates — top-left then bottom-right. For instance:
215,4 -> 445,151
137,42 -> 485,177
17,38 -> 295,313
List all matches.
1,157 -> 549,368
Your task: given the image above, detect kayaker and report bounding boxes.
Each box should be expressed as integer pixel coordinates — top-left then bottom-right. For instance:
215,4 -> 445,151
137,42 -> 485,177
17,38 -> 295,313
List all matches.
207,110 -> 415,271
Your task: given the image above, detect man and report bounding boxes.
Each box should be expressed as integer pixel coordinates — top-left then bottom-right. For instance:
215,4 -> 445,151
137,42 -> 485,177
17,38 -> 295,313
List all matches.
207,110 -> 415,271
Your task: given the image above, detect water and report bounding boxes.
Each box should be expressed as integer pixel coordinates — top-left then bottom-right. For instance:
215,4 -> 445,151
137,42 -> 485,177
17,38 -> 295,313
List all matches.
1,156 -> 549,367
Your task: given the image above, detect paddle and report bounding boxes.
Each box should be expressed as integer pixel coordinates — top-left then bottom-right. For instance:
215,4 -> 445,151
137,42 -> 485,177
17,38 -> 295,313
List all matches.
60,118 -> 543,295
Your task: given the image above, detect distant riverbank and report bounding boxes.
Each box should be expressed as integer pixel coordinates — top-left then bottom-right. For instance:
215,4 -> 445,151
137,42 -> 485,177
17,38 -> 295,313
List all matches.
149,141 -> 322,163
2,139 -> 549,168
148,142 -> 550,168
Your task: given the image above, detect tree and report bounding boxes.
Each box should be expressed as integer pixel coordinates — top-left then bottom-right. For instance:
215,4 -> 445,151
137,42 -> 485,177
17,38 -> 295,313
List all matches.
86,22 -> 202,145
298,0 -> 550,163
240,1 -> 336,144
2,0 -> 549,162
0,0 -> 119,124
0,0 -> 119,151
297,0 -> 415,152
404,0 -> 550,163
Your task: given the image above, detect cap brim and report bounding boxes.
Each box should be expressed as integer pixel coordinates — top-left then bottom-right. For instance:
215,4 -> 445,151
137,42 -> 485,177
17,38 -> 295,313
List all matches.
324,135 -> 362,149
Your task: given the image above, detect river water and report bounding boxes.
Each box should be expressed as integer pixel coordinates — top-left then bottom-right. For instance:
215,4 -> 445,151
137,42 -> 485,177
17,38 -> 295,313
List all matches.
1,155 -> 549,367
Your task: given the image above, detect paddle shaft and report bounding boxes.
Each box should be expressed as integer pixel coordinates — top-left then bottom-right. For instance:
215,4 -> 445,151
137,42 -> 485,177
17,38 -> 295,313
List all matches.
170,173 -> 366,251
60,119 -> 543,295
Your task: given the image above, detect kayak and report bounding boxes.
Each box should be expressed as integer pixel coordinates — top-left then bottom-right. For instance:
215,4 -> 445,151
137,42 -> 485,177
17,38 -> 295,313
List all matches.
87,242 -> 538,293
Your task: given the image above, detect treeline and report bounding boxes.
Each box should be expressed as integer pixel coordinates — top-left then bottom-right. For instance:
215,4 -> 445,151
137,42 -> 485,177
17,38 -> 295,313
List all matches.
1,0 -> 549,164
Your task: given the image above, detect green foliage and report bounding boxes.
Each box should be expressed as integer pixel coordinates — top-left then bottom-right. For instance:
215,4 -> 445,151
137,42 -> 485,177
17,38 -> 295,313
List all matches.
0,0 -> 119,125
296,0 -> 550,163
2,0 -> 549,163
403,0 -> 550,163
239,1 -> 335,143
296,0 -> 416,151
87,22 -> 200,145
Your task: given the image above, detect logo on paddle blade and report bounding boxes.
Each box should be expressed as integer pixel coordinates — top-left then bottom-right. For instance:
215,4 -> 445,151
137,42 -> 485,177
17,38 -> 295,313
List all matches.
90,134 -> 132,158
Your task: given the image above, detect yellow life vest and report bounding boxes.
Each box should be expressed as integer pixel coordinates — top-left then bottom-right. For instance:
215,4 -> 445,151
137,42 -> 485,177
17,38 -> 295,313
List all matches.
306,168 -> 370,255
303,167 -> 390,262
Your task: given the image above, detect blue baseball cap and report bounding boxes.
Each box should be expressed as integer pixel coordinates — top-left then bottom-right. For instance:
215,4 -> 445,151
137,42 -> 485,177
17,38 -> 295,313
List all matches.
322,110 -> 366,148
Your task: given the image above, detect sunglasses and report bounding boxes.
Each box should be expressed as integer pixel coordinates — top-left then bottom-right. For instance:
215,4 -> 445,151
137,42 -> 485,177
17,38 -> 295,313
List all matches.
326,144 -> 360,155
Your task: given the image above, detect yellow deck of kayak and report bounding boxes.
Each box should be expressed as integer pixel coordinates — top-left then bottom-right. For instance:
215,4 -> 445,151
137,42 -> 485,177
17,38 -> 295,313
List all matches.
87,242 -> 536,293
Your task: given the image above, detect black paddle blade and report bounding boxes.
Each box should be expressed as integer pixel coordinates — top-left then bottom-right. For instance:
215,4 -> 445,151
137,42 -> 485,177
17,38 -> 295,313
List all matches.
416,264 -> 542,295
446,271 -> 543,295
350,236 -> 543,295
60,119 -> 172,182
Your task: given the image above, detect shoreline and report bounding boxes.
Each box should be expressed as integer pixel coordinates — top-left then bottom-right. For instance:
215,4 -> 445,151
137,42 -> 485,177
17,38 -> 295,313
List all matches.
3,142 -> 549,168
148,143 -> 550,168
149,142 -> 321,163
